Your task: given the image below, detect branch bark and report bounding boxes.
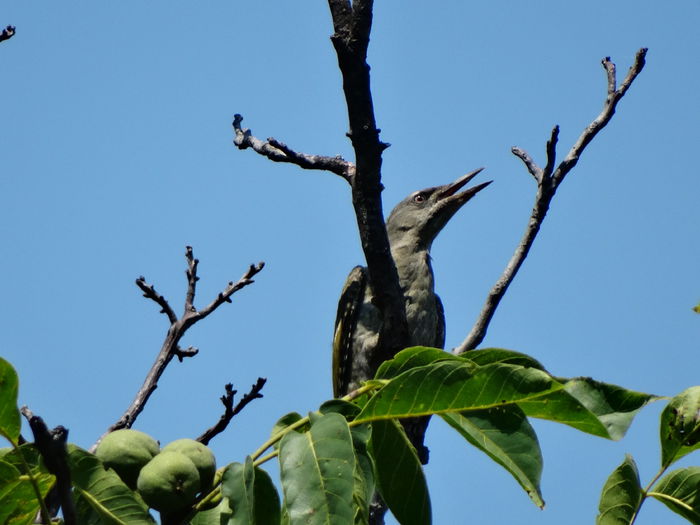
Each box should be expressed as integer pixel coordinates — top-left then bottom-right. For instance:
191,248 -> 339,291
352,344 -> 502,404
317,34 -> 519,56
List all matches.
196,378 -> 267,445
92,247 -> 264,450
233,1 -> 409,370
455,48 -> 647,354
232,114 -> 355,181
327,0 -> 408,367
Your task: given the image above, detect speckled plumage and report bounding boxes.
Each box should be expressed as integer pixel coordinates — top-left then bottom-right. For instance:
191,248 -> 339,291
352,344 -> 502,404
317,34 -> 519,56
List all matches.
332,170 -> 490,397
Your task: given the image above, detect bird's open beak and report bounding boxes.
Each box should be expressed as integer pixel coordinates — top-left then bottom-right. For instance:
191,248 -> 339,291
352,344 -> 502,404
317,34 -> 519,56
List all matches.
437,167 -> 492,204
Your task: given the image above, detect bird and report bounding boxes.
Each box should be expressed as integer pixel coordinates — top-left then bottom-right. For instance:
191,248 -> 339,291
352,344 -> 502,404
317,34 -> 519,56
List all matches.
332,168 -> 491,398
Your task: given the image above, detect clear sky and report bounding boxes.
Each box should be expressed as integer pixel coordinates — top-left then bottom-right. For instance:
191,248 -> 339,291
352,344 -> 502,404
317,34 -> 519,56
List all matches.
1,2 -> 699,524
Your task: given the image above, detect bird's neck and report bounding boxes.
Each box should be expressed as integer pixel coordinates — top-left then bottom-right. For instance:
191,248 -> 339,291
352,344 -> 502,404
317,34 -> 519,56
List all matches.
390,242 -> 435,293
390,240 -> 439,346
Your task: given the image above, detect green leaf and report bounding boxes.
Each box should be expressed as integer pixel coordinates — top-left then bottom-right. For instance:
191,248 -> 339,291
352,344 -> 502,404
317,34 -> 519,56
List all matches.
279,412 -> 355,525
251,466 -> 281,525
0,444 -> 47,476
190,497 -> 233,524
271,412 -> 306,451
369,419 -> 430,525
375,346 -> 460,380
660,386 -> 700,468
693,303 -> 700,314
462,348 -> 547,371
67,445 -> 155,524
650,466 -> 700,524
0,458 -> 54,525
319,399 -> 361,420
440,406 -> 544,508
0,358 -> 21,445
222,460 -> 254,524
356,361 -> 560,422
519,377 -> 655,440
596,454 -> 642,525
350,423 -> 374,525
221,458 -> 280,525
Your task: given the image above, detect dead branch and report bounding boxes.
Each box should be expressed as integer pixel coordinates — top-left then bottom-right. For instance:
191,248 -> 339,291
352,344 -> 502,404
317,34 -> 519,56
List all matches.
455,48 -> 648,354
232,114 -> 354,181
0,25 -> 15,43
327,0 -> 409,367
196,378 -> 267,445
233,0 -> 409,372
92,247 -> 264,450
21,407 -> 76,525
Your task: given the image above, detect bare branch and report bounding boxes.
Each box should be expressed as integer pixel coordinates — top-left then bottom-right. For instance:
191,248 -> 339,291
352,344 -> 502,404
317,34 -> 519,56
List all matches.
232,114 -> 354,181
603,56 -> 617,95
0,25 -> 15,43
184,245 -> 199,314
196,262 -> 264,320
327,0 -> 352,33
196,378 -> 267,445
543,125 -> 559,179
21,407 -> 76,525
93,248 -> 264,449
136,277 -> 178,324
456,48 -> 647,354
511,146 -> 542,182
327,0 -> 408,367
554,47 -> 647,187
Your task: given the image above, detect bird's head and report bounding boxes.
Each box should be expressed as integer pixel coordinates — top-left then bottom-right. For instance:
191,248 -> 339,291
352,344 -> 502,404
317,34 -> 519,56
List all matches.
386,168 -> 491,250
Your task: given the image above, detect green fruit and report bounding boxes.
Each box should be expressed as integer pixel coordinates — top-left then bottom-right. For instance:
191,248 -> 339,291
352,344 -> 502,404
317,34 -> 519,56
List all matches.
95,429 -> 159,488
161,438 -> 216,490
137,451 -> 200,512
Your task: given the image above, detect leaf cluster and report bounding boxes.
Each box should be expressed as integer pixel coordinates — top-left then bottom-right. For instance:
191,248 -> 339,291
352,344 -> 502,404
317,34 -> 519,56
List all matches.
0,347 -> 668,525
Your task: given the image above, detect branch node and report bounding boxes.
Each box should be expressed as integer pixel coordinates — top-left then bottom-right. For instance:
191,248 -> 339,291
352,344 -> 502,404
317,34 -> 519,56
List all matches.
196,378 -> 267,445
174,346 -> 199,361
100,250 -> 265,444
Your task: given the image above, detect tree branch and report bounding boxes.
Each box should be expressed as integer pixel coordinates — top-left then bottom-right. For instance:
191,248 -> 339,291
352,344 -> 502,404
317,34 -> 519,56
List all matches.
232,114 -> 354,181
93,247 -> 264,450
328,0 -> 408,367
0,25 -> 15,43
21,407 -> 76,525
455,48 -> 647,354
196,378 -> 267,445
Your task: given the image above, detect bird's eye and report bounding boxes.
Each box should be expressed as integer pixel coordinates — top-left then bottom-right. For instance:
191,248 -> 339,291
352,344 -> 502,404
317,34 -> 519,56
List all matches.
413,193 -> 426,203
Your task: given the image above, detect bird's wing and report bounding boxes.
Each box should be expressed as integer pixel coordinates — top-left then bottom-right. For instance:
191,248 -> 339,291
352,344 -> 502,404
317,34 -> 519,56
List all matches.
435,293 -> 446,349
332,265 -> 367,397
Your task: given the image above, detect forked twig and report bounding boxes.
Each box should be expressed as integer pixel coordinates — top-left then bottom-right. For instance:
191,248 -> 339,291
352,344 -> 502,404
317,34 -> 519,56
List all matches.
455,48 -> 647,354
92,247 -> 264,450
196,378 -> 267,445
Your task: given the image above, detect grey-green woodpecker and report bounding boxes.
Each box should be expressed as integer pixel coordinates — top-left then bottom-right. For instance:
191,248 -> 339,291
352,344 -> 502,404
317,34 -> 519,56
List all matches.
333,168 -> 491,397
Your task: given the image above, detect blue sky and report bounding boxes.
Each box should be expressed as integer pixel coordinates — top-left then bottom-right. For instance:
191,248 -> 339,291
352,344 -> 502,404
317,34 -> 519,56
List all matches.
1,2 -> 699,524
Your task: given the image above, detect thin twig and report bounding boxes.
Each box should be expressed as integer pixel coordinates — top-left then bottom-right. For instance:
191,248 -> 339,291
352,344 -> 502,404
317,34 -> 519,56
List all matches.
184,245 -> 199,314
0,25 -> 15,43
136,277 -> 178,324
196,378 -> 267,445
511,147 -> 542,182
232,114 -> 354,181
92,248 -> 264,450
455,48 -> 647,354
21,407 -> 76,525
